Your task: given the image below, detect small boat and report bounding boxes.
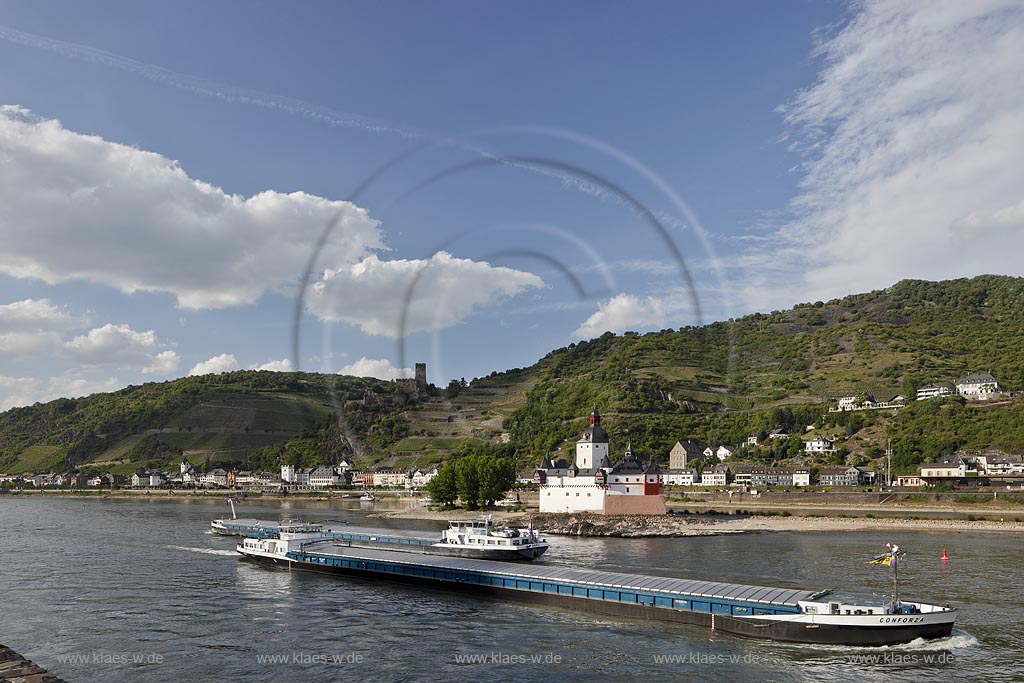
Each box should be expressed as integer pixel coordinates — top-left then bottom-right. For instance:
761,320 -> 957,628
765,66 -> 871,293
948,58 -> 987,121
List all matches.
359,492 -> 375,502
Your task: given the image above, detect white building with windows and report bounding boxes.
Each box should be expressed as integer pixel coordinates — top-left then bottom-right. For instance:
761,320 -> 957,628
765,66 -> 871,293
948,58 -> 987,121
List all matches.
662,468 -> 699,486
916,382 -> 954,401
956,373 -> 999,399
701,465 -> 730,486
536,408 -> 665,514
792,468 -> 811,487
805,436 -> 836,453
309,466 -> 339,488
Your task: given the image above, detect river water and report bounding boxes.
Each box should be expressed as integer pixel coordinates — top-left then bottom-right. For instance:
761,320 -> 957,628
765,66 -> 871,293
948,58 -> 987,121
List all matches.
0,497 -> 1014,682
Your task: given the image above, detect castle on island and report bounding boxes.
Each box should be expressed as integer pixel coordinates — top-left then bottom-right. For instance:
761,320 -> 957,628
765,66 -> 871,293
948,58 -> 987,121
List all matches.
535,408 -> 666,515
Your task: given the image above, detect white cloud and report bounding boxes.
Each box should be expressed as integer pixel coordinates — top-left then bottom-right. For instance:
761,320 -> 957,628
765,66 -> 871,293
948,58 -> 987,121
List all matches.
338,357 -> 412,381
0,106 -> 384,309
142,350 -> 181,375
62,323 -> 179,375
309,251 -> 544,337
0,298 -> 82,357
0,298 -> 79,331
742,0 -> 1024,310
188,353 -> 239,376
573,293 -> 666,339
0,372 -> 121,411
950,199 -> 1024,239
248,358 -> 294,372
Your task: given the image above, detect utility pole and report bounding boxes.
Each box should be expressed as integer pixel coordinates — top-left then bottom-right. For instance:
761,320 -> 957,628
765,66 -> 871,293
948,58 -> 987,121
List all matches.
886,439 -> 892,487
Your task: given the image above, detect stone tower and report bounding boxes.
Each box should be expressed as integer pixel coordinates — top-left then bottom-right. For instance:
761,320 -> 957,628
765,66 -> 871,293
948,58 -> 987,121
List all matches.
415,363 -> 427,391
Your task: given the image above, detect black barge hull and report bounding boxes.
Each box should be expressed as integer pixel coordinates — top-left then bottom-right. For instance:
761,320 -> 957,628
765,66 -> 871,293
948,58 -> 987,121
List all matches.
239,550 -> 955,646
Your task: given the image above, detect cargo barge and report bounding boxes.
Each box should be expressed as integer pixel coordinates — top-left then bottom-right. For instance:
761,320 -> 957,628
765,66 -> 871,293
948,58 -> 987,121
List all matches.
236,530 -> 956,646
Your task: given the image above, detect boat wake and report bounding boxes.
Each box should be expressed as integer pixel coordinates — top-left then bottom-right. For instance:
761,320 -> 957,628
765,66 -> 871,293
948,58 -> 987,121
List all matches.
885,629 -> 980,651
769,627 -> 980,653
166,545 -> 238,557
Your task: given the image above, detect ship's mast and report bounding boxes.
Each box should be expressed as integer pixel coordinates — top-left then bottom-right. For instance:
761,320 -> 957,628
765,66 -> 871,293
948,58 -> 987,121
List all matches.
889,543 -> 904,609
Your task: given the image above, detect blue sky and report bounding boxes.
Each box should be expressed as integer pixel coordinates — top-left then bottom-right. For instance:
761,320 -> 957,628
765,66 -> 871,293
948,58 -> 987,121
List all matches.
1,0 -> 1023,409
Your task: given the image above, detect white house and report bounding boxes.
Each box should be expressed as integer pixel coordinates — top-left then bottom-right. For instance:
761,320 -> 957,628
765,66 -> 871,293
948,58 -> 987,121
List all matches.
370,469 -> 408,487
979,453 -> 1024,475
280,464 -> 295,484
662,468 -> 698,486
309,466 -> 339,488
836,396 -> 861,411
768,428 -> 790,440
201,469 -> 228,487
920,454 -> 968,480
715,445 -> 735,461
916,382 -> 954,401
956,373 -> 999,399
804,436 -> 836,453
896,475 -> 923,487
792,468 -> 811,487
746,433 -> 759,446
411,465 -> 441,488
701,465 -> 731,486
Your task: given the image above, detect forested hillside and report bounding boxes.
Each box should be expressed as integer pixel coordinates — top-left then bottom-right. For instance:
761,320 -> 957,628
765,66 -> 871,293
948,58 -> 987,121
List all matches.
501,275 -> 1024,472
4,275 -> 1024,476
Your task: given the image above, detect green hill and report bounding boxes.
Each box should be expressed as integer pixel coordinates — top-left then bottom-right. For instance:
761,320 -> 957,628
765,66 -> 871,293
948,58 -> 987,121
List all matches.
498,275 -> 1024,472
5,275 -> 1024,477
0,371 -> 387,474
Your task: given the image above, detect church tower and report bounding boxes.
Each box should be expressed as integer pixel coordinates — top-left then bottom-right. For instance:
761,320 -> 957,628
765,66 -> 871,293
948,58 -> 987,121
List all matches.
575,407 -> 609,470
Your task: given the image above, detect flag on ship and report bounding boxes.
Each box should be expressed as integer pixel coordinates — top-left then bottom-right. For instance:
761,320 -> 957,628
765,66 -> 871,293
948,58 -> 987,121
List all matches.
865,543 -> 901,566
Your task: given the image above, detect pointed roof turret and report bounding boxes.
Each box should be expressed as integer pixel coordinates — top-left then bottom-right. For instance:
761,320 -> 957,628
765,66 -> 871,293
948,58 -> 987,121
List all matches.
578,406 -> 609,444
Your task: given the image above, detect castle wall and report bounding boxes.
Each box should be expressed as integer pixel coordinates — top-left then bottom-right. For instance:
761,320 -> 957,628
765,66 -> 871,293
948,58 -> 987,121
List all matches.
601,494 -> 667,515
539,484 -> 605,513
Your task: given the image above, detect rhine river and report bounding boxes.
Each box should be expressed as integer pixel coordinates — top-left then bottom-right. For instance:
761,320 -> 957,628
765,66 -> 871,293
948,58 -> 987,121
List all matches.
0,497 -> 1015,682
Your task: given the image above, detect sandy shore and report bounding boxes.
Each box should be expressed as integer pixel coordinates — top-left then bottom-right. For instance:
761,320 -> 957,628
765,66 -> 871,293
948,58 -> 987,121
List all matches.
368,507 -> 1024,536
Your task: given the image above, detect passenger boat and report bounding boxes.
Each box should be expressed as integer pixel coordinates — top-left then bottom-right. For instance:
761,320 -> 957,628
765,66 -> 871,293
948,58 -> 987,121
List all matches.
234,538 -> 954,645
434,517 -> 548,560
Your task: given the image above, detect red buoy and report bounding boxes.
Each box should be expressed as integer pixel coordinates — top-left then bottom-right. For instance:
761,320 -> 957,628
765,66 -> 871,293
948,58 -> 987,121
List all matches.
941,548 -> 949,562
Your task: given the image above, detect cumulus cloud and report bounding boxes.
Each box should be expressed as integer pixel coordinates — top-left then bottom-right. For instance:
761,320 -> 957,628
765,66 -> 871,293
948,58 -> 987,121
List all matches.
338,357 -> 412,380
188,353 -> 239,376
248,358 -> 294,372
573,293 -> 666,339
62,323 -> 179,375
142,350 -> 182,375
0,372 -> 121,411
741,0 -> 1024,310
0,298 -> 81,357
308,252 -> 544,337
0,106 -> 384,308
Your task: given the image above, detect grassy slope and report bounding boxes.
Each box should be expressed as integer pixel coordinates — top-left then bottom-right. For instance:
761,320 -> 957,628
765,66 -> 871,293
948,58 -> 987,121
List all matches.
0,372 -> 383,473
